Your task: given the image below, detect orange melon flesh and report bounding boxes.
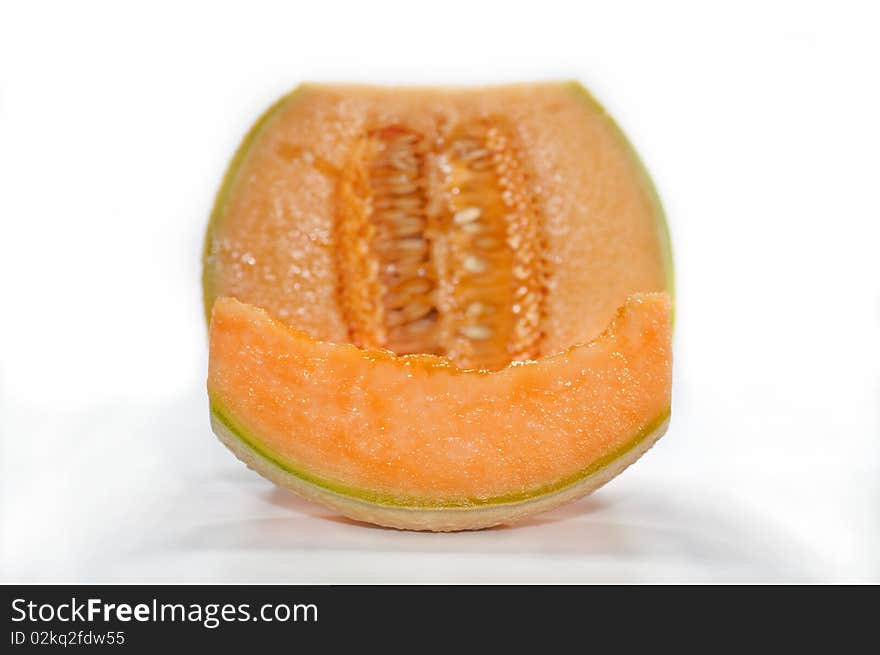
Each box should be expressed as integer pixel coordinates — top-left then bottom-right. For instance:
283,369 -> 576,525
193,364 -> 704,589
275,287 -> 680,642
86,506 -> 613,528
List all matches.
208,292 -> 671,531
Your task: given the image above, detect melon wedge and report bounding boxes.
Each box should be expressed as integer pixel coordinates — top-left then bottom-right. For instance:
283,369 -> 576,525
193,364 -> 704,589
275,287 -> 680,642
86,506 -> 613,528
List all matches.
208,292 -> 671,531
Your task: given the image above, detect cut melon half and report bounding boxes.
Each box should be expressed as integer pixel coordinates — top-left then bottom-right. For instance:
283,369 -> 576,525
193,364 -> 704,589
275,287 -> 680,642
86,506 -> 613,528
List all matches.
208,292 -> 671,531
203,82 -> 674,530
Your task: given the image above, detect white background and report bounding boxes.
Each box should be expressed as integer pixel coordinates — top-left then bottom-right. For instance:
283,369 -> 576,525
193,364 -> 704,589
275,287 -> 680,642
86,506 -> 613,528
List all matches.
1,0 -> 878,582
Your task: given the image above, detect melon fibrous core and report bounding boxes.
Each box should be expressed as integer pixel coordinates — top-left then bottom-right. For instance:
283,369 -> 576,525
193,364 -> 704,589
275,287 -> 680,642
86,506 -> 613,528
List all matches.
203,82 -> 674,530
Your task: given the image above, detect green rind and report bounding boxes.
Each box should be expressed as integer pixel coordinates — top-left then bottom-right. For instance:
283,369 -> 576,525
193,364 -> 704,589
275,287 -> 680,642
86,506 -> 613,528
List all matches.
209,398 -> 671,510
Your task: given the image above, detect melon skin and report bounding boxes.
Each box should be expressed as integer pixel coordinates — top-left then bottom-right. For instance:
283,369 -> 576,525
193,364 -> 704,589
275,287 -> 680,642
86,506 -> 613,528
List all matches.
207,294 -> 671,531
210,407 -> 669,532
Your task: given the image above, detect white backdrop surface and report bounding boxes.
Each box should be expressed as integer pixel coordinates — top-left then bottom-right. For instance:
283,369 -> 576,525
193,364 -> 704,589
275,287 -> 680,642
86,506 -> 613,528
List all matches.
1,0 -> 878,583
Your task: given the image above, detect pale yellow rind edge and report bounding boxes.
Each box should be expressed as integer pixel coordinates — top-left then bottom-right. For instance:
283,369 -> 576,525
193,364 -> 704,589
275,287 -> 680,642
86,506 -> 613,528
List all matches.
210,413 -> 669,532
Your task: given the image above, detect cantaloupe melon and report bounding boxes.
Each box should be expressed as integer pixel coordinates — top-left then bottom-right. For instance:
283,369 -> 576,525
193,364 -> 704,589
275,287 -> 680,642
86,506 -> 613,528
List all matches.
203,82 -> 673,530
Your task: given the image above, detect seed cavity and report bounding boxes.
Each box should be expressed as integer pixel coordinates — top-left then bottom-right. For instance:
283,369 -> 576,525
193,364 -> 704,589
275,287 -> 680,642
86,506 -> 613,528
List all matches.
335,118 -> 546,370
336,126 -> 438,353
436,119 -> 546,369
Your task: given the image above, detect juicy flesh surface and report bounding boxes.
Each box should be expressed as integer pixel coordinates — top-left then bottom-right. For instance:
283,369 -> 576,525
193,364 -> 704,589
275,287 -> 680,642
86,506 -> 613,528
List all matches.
208,293 -> 671,504
204,83 -> 669,370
